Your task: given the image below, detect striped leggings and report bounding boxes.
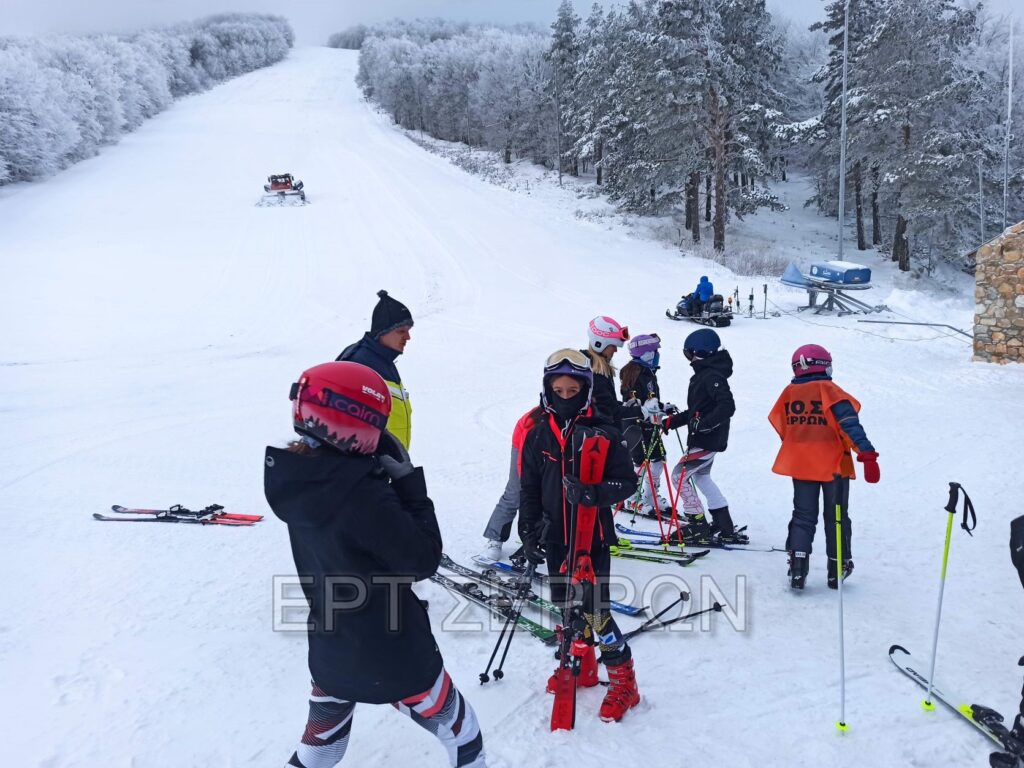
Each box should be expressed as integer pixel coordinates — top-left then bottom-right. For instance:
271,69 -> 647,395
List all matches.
286,668 -> 485,768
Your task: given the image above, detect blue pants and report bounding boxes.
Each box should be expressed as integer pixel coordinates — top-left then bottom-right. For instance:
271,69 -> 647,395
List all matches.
786,477 -> 851,559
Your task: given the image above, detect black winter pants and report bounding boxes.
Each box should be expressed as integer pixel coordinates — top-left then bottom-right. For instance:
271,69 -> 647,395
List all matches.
786,477 -> 852,560
544,540 -> 629,664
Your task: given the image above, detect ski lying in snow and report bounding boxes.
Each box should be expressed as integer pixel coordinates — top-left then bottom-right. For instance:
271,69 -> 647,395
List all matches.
471,557 -> 646,617
430,571 -> 556,645
111,504 -> 262,522
888,644 -> 1024,755
609,544 -> 710,566
440,555 -> 563,619
614,523 -> 783,552
94,512 -> 255,526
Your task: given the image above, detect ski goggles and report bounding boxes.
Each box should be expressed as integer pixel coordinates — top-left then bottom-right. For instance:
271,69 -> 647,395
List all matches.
543,348 -> 592,377
590,319 -> 630,343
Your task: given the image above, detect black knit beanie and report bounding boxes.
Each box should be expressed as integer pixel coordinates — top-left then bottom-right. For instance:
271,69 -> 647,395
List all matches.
370,290 -> 414,338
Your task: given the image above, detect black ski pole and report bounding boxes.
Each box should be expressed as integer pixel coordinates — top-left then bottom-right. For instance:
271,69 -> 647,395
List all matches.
624,601 -> 722,641
492,562 -> 538,680
623,590 -> 689,639
479,561 -> 536,684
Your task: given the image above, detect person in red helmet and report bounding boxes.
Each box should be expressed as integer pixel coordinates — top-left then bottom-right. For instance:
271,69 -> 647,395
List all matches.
519,349 -> 640,723
264,361 -> 485,768
768,344 -> 879,591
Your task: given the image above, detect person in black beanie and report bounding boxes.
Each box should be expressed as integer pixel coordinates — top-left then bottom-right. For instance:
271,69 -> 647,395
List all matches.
337,290 -> 415,448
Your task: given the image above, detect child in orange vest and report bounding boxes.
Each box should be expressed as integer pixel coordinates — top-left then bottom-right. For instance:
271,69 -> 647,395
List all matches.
768,344 -> 879,590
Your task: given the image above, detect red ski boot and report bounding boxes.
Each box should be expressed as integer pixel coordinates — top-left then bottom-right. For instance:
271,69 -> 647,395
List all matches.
599,658 -> 640,722
546,644 -> 599,692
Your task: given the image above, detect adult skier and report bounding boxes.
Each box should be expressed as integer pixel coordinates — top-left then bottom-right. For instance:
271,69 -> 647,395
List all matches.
768,344 -> 879,590
661,328 -> 740,541
518,349 -> 641,723
265,361 -> 485,768
619,334 -> 670,514
336,290 -> 414,449
583,315 -> 629,418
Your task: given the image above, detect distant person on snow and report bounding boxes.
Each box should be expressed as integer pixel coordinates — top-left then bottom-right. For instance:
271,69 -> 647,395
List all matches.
768,344 -> 879,591
337,290 -> 414,449
265,361 -> 486,768
477,316 -> 629,564
518,349 -> 640,723
661,328 -> 741,543
686,276 -> 715,316
619,334 -> 671,515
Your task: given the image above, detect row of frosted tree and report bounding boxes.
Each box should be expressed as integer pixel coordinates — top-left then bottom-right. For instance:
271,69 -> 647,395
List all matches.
342,0 -> 1022,267
0,14 -> 294,185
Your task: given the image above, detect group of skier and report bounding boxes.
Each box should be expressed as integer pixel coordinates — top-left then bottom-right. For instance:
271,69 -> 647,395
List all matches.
263,288 -> 890,766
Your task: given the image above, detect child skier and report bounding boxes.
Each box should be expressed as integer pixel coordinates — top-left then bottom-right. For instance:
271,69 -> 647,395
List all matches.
619,334 -> 670,514
519,349 -> 641,723
265,361 -> 486,768
661,328 -> 741,542
583,315 -> 629,418
768,344 -> 879,590
478,408 -> 537,562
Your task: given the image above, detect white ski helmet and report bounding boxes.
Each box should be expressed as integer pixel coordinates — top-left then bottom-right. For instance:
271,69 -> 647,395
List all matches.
588,316 -> 629,352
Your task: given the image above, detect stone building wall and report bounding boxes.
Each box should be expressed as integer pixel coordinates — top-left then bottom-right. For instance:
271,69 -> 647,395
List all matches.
974,221 -> 1024,364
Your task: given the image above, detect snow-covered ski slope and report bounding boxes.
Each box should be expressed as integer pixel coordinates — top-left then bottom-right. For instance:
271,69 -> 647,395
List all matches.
2,47 -> 1023,767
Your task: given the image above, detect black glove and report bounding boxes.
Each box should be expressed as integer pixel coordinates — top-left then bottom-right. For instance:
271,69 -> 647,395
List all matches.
522,535 -> 547,565
377,431 -> 414,481
662,409 -> 689,433
562,475 -> 599,507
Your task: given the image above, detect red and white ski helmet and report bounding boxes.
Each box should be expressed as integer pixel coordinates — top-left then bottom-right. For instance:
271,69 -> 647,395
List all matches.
791,344 -> 832,376
290,362 -> 391,454
588,316 -> 629,352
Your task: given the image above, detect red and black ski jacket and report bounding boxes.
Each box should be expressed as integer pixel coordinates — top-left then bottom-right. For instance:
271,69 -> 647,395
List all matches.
519,410 -> 637,550
264,444 -> 443,704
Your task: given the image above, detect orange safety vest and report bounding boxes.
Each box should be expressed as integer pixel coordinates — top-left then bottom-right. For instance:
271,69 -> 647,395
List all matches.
768,380 -> 861,482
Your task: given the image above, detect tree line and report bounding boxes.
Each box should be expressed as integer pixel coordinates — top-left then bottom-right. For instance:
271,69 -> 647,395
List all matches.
0,14 -> 294,185
338,0 -> 1022,269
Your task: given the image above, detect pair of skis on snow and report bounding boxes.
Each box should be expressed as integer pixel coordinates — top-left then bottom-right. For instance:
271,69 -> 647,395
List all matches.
93,505 -> 262,526
889,645 -> 1023,764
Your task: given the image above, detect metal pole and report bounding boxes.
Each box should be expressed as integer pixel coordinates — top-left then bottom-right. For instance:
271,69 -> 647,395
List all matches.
923,509 -> 956,709
837,0 -> 852,260
978,158 -> 985,244
835,485 -> 848,732
1004,24 -> 1014,231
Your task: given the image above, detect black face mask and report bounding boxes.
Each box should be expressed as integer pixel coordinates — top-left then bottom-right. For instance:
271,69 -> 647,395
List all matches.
547,387 -> 589,424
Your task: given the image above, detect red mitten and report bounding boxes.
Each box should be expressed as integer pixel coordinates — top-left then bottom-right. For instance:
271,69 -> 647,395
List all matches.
857,451 -> 880,483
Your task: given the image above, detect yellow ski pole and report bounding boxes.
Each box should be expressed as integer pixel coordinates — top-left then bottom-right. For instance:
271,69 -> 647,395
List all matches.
923,482 -> 976,710
834,474 -> 848,732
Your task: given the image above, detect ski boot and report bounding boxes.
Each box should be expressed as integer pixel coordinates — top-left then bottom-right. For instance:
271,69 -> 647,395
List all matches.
546,643 -> 599,692
599,657 -> 640,722
788,551 -> 809,590
708,506 -> 749,544
478,538 -> 503,563
827,558 -> 854,589
682,513 -> 712,544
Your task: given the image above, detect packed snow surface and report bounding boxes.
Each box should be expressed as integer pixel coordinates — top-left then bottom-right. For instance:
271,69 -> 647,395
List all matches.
2,47 -> 1023,767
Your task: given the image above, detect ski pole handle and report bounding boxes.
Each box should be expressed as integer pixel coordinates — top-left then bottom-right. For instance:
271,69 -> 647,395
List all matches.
945,482 -> 961,514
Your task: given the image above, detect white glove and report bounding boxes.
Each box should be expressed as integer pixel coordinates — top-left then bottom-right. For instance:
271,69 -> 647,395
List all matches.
641,397 -> 663,424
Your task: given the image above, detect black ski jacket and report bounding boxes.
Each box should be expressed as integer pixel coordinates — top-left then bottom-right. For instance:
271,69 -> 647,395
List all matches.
264,445 -> 443,703
519,410 -> 637,550
668,350 -> 735,453
591,370 -> 620,422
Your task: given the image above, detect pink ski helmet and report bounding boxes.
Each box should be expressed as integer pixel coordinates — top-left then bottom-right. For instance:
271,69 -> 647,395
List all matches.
791,344 -> 832,376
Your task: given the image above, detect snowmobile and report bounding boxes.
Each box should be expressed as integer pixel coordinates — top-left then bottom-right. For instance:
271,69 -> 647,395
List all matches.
666,293 -> 733,327
258,173 -> 307,206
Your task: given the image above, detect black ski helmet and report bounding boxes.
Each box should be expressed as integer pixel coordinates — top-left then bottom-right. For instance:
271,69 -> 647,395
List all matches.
683,328 -> 721,360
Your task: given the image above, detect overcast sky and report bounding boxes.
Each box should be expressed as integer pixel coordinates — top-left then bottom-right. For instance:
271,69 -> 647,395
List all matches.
0,0 -> 1016,45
